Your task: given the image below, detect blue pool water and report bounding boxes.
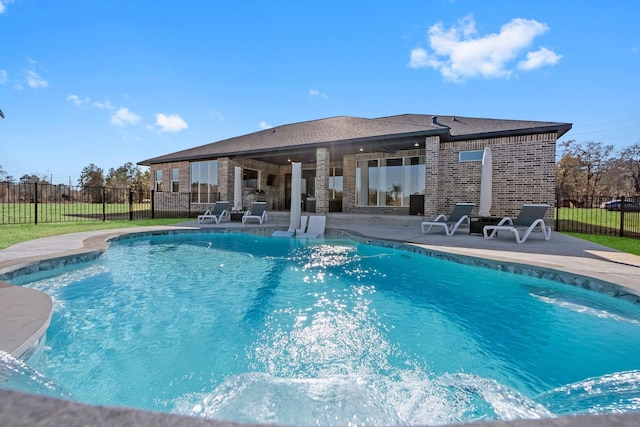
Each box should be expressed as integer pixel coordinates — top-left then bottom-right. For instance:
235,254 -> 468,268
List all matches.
3,231 -> 640,425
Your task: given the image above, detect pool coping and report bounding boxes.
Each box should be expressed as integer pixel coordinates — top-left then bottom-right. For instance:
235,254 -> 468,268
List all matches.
1,220 -> 640,427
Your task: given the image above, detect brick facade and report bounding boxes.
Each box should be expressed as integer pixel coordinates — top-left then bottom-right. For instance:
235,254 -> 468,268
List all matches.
150,132 -> 558,223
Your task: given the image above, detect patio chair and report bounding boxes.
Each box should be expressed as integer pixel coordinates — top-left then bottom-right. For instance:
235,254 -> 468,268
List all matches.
483,204 -> 551,244
421,203 -> 475,236
271,216 -> 308,237
295,215 -> 326,239
197,201 -> 229,224
242,202 -> 268,224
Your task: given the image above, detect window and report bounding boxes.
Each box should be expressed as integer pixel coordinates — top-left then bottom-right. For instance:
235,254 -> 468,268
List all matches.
171,168 -> 179,192
459,150 -> 484,162
243,168 -> 259,189
190,161 -> 218,203
356,156 -> 424,207
154,170 -> 163,192
328,167 -> 343,200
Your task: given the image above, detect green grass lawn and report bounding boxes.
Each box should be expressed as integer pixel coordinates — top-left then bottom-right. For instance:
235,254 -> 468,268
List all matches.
0,219 -> 182,250
563,232 -> 640,256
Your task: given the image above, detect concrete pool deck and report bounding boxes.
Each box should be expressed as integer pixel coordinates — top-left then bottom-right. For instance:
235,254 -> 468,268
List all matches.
1,212 -> 640,427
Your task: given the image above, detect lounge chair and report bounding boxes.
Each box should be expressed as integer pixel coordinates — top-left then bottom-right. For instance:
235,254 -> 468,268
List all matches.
242,202 -> 268,224
295,215 -> 326,239
421,203 -> 475,236
483,204 -> 552,244
271,216 -> 308,238
197,201 -> 229,224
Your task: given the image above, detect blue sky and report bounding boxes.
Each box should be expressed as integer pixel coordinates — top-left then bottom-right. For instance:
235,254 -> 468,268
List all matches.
1,0 -> 639,185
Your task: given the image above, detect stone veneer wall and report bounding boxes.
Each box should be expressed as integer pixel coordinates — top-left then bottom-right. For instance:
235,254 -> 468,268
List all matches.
315,148 -> 330,214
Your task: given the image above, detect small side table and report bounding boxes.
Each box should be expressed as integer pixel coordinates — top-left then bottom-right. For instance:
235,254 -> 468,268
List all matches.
469,217 -> 501,235
229,211 -> 245,222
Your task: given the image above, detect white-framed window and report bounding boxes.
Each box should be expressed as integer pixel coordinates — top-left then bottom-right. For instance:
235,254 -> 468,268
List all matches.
171,168 -> 179,192
191,161 -> 218,203
459,150 -> 484,162
154,170 -> 163,192
356,156 -> 425,207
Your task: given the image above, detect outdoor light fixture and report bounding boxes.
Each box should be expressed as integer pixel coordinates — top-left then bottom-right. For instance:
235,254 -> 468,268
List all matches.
414,142 -> 419,147
359,147 -> 364,152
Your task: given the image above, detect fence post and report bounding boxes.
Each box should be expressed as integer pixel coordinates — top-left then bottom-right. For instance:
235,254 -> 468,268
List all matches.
620,196 -> 625,237
102,187 -> 106,222
555,193 -> 560,231
129,188 -> 134,221
34,182 -> 39,225
151,190 -> 155,219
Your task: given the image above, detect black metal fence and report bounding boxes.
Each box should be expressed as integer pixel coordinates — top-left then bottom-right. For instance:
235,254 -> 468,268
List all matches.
0,182 -> 205,225
2,183 -> 639,240
555,194 -> 640,239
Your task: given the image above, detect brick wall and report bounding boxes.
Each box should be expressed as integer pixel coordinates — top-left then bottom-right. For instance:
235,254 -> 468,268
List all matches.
149,131 -> 558,221
436,132 -> 557,222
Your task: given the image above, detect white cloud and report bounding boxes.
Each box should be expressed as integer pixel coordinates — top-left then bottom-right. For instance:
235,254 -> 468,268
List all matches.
25,69 -> 47,88
0,69 -> 7,85
518,47 -> 562,71
259,121 -> 272,129
209,109 -> 225,121
154,113 -> 188,133
410,15 -> 561,82
24,58 -> 48,89
0,1 -> 14,14
111,107 -> 141,127
66,94 -> 90,108
93,100 -> 114,110
309,89 -> 328,100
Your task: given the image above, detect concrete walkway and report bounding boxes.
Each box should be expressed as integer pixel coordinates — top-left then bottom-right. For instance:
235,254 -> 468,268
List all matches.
1,213 -> 640,427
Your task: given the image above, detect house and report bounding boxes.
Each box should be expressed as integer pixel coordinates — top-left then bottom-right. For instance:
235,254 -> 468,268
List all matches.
138,114 -> 572,218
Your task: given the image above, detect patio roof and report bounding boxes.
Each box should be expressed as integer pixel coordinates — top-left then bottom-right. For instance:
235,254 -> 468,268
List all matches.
138,114 -> 572,166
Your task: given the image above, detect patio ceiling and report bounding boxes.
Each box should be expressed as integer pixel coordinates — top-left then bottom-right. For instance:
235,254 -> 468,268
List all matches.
234,135 -> 427,166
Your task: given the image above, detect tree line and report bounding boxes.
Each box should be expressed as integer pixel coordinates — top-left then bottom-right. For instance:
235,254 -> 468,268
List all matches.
556,140 -> 640,199
0,162 -> 150,190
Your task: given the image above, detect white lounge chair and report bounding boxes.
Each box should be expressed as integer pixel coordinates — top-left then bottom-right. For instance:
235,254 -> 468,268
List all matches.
295,215 -> 326,239
197,201 -> 229,224
242,202 -> 268,224
271,216 -> 308,238
483,204 -> 552,244
421,203 -> 475,236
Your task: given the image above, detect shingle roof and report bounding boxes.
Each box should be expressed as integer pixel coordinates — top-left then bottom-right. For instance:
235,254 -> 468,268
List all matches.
139,114 -> 572,165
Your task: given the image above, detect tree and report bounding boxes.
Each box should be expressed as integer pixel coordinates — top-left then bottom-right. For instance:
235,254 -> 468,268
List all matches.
106,163 -> 136,189
78,164 -> 104,188
619,143 -> 640,194
555,140 -> 613,203
556,140 -> 582,196
78,163 -> 105,203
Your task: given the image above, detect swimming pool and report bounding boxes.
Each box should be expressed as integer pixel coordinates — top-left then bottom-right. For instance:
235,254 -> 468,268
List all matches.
4,231 -> 640,425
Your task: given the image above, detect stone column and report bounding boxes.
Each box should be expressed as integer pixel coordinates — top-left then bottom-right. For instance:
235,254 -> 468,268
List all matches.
423,136 -> 440,218
315,147 -> 330,214
218,158 -> 230,202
